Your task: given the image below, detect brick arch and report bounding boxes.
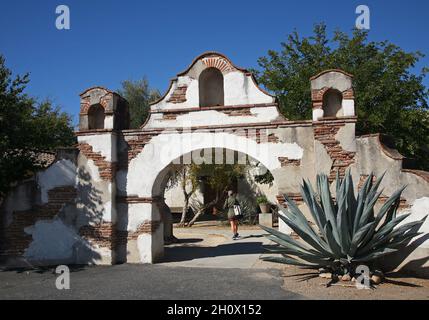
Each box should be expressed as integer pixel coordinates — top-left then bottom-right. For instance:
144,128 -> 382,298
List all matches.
201,56 -> 236,74
80,93 -> 111,115
311,86 -> 355,110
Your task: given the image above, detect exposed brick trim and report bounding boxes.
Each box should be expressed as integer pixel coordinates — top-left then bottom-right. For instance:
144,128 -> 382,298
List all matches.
276,193 -> 304,205
116,196 -> 163,204
114,221 -> 162,246
278,157 -> 301,167
202,56 -> 236,73
79,92 -> 112,115
313,123 -> 356,181
150,103 -> 278,114
166,85 -> 187,104
357,174 -> 376,189
117,134 -> 154,169
358,175 -> 410,209
0,186 -> 77,257
311,87 -> 330,103
79,222 -> 114,249
77,143 -> 117,181
377,195 -> 409,210
221,108 -> 253,117
124,118 -> 357,136
79,220 -> 162,250
231,128 -> 281,144
162,112 -> 188,120
342,88 -> 354,99
176,52 -> 249,77
268,133 -> 280,143
311,86 -> 354,109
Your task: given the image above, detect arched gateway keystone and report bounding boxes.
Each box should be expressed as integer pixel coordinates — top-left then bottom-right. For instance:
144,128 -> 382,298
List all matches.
1,52 -> 429,275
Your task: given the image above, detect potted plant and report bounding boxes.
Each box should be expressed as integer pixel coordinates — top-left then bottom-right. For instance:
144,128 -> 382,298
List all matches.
256,195 -> 270,213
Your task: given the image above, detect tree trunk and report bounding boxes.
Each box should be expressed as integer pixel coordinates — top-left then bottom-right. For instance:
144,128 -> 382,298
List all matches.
178,195 -> 189,227
188,198 -> 218,227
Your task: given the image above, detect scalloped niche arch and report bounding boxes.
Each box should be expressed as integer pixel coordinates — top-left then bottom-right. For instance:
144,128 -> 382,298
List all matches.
199,67 -> 224,107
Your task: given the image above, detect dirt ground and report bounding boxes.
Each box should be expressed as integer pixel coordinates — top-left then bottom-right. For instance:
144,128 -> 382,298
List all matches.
173,222 -> 429,300
281,265 -> 429,300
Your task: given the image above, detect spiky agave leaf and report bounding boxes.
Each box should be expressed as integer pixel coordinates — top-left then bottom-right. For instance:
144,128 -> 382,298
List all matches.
259,171 -> 428,276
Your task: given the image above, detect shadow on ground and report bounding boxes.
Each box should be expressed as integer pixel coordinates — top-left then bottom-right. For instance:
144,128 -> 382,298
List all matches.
162,241 -> 266,263
0,264 -> 88,274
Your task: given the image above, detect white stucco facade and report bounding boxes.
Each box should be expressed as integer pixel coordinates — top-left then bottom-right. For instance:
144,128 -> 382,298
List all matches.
1,52 -> 428,276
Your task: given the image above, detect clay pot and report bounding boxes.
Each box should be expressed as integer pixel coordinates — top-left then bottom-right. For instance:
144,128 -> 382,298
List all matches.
259,203 -> 271,213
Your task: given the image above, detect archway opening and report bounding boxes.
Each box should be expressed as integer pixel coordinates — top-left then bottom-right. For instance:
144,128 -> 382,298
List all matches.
199,67 -> 224,107
154,147 -> 280,265
322,89 -> 343,117
88,104 -> 105,129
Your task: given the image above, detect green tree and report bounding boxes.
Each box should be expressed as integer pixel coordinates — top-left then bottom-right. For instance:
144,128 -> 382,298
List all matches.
166,164 -> 201,227
118,78 -> 160,129
167,160 -> 248,227
187,162 -> 247,226
255,23 -> 429,170
0,55 -> 75,199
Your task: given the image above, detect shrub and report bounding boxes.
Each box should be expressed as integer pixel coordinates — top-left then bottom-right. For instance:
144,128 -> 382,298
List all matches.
256,195 -> 269,205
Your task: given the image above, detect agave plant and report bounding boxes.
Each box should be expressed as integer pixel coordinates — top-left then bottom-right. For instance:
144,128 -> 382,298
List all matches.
260,170 -> 427,278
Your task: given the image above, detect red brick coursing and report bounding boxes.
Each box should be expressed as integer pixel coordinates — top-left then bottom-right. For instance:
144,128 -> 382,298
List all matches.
278,157 -> 301,167
78,143 -> 117,181
313,123 -> 356,181
221,108 -> 253,117
79,220 -> 161,249
162,111 -> 188,120
276,193 -> 304,206
167,85 -> 187,104
358,175 -> 409,209
232,129 -> 280,144
202,56 -> 236,73
118,134 -> 154,169
311,87 -> 354,109
0,186 -> 77,257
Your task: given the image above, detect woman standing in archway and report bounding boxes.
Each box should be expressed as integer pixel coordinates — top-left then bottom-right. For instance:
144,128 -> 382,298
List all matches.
224,190 -> 241,240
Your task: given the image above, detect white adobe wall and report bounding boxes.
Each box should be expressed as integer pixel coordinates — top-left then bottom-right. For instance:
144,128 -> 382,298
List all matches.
123,131 -> 303,198
36,159 -> 77,204
145,106 -> 280,128
150,70 -> 274,113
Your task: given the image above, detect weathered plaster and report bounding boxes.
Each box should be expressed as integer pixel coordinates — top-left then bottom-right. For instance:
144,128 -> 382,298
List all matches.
37,159 -> 77,204
311,72 -> 352,92
335,124 -> 356,153
146,106 -> 280,128
23,219 -> 80,261
77,134 -> 117,162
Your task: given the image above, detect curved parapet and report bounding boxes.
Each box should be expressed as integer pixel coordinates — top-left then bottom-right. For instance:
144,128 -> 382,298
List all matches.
144,52 -> 285,129
356,133 -> 429,202
356,133 -> 429,276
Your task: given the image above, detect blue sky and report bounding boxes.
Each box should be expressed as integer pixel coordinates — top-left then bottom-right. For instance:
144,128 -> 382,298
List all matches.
1,0 -> 428,125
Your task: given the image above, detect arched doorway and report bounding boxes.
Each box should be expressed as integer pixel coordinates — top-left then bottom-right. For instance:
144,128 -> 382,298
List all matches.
151,147 -> 280,265
120,129 -> 302,264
